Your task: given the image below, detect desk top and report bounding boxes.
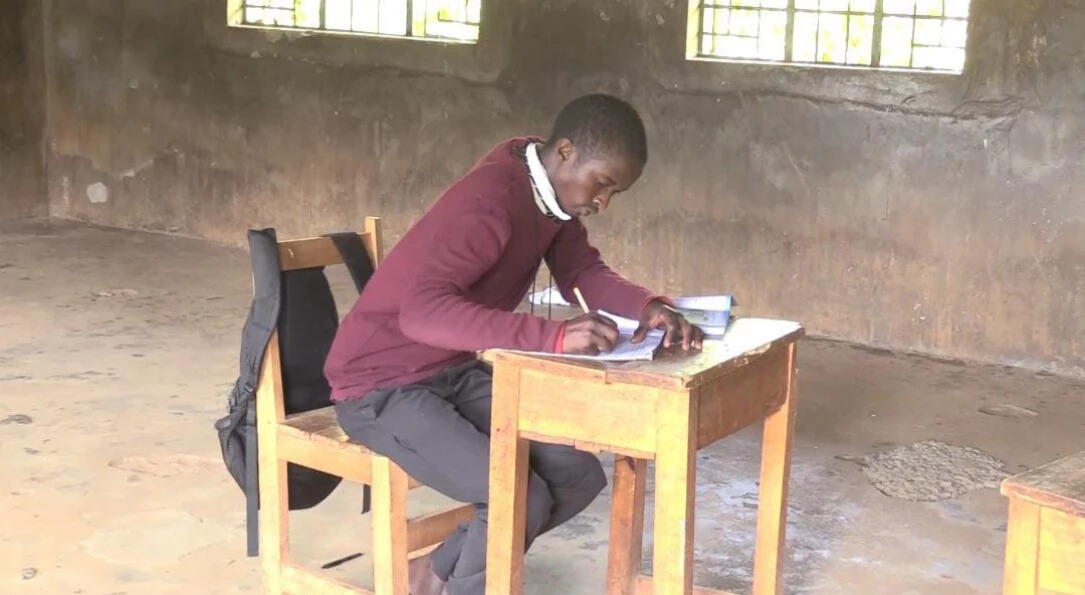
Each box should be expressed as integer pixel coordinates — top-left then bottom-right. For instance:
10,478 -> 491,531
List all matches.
486,318 -> 803,390
1003,450 -> 1085,517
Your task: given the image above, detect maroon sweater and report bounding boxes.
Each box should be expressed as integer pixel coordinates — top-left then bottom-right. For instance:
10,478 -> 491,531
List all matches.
325,137 -> 656,401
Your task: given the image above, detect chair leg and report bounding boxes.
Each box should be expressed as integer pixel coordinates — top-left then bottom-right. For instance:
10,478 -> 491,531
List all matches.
256,333 -> 289,594
372,455 -> 410,595
258,450 -> 289,594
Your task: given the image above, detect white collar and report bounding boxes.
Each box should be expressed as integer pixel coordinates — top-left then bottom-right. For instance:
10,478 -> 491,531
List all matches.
525,142 -> 572,221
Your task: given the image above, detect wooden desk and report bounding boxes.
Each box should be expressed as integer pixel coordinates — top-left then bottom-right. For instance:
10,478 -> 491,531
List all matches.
1001,450 -> 1085,595
483,318 -> 804,595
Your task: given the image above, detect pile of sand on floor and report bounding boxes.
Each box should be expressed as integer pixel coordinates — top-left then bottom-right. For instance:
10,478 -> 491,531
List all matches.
860,440 -> 1008,501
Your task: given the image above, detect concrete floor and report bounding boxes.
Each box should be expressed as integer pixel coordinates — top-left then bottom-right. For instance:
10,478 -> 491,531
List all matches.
1,219 -> 1082,595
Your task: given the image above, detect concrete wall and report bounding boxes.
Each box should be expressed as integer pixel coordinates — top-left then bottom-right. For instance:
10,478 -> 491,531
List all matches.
0,0 -> 46,220
42,0 -> 1084,376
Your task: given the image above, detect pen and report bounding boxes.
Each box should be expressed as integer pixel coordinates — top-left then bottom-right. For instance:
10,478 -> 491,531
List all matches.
572,287 -> 590,314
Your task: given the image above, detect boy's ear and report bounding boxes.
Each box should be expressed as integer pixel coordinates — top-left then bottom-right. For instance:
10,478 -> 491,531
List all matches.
556,138 -> 575,162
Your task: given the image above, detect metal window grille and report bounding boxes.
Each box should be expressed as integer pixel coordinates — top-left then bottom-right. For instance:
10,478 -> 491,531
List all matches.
691,0 -> 968,72
236,0 -> 480,42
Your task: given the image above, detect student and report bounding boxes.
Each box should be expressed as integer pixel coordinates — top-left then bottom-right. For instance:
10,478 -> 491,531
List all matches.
325,94 -> 704,595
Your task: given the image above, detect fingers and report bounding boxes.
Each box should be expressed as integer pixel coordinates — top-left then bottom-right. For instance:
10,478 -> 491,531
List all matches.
680,318 -> 694,351
572,334 -> 605,356
589,312 -> 619,330
630,324 -> 648,344
592,319 -> 619,344
590,328 -> 616,353
693,326 -> 705,350
663,317 -> 681,348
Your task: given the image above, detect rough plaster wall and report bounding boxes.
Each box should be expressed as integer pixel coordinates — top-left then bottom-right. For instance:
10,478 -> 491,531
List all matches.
0,0 -> 46,220
43,0 -> 1084,376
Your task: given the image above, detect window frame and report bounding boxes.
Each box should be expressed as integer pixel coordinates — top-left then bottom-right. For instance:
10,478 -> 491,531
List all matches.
226,0 -> 481,45
684,0 -> 969,74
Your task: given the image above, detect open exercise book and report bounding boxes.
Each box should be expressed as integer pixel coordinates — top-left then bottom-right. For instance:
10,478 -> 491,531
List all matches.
512,294 -> 735,362
507,311 -> 662,362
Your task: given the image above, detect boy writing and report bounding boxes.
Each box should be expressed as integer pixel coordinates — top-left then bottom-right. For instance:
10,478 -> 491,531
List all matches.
326,94 -> 703,595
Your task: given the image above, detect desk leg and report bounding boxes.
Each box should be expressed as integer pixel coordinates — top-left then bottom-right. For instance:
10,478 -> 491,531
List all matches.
753,343 -> 798,595
1002,498 -> 1040,595
486,364 -> 528,595
653,390 -> 697,595
607,456 -> 648,595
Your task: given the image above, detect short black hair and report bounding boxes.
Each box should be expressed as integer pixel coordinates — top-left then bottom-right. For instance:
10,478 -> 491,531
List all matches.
546,94 -> 648,165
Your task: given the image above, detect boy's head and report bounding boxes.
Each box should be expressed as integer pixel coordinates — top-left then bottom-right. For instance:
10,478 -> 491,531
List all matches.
541,94 -> 647,217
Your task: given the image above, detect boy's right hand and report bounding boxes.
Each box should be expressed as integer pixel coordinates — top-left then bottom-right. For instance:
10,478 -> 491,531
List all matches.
561,313 -> 619,355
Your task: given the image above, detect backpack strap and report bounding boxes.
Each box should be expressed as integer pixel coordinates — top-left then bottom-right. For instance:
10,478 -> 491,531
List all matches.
325,232 -> 375,294
326,231 -> 376,516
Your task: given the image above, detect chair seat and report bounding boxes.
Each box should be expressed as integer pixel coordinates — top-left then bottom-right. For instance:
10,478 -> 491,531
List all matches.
279,406 -> 423,488
282,406 -> 368,452
276,406 -> 375,484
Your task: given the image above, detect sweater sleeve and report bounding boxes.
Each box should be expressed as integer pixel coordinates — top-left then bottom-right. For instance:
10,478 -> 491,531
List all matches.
398,201 -> 565,353
545,219 -> 658,319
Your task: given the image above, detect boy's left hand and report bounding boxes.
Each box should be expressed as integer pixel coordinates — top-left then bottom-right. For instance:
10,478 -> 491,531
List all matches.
632,299 -> 705,351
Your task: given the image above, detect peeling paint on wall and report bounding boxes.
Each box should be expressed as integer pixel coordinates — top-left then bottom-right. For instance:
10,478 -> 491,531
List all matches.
86,182 -> 108,204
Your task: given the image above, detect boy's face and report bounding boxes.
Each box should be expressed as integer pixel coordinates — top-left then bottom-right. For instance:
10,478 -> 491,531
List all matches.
551,139 -> 644,218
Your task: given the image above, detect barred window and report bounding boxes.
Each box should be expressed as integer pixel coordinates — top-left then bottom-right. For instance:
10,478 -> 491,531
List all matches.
686,0 -> 969,72
228,0 -> 481,43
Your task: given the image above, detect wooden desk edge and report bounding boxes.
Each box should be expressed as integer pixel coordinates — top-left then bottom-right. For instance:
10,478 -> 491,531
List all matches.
482,326 -> 805,390
1000,449 -> 1085,517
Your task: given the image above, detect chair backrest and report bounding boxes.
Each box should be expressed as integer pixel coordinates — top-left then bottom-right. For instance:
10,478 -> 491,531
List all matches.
224,219 -> 385,554
276,216 -> 384,272
258,216 -> 384,426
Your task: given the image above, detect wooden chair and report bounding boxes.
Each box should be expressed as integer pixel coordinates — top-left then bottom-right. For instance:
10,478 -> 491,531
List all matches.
1001,450 -> 1085,595
257,217 -> 475,595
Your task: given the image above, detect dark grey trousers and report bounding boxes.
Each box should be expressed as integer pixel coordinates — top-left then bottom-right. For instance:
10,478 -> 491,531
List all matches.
335,360 -> 607,595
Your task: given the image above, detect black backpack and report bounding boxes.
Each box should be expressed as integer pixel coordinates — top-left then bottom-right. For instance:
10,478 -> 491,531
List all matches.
214,229 -> 375,556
